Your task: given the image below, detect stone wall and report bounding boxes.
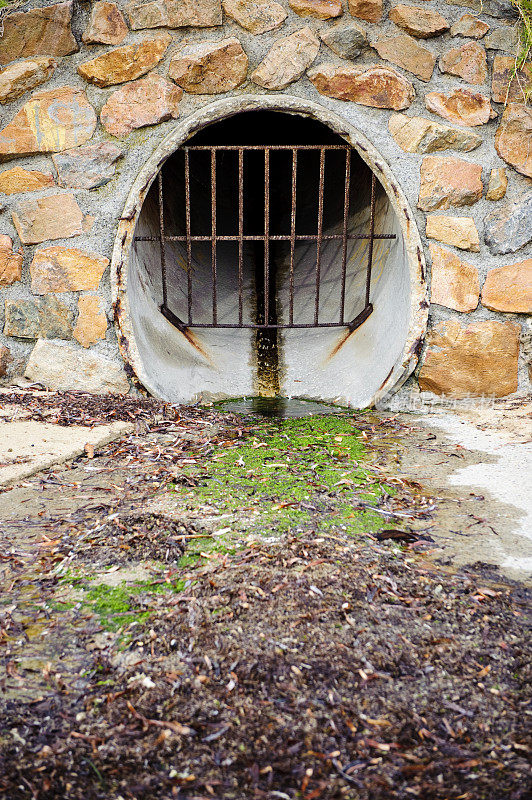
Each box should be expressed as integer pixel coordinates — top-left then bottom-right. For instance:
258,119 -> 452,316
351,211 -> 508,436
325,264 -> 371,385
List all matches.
0,0 -> 530,400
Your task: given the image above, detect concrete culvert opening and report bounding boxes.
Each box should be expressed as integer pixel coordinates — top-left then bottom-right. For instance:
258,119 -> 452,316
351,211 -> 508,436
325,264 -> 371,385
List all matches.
128,109 -> 414,406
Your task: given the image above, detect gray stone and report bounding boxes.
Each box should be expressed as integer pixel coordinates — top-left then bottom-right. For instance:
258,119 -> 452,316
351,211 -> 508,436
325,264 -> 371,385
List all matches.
4,296 -> 73,340
484,24 -> 519,51
52,143 -> 123,189
484,186 -> 532,254
24,339 -> 130,394
319,20 -> 368,60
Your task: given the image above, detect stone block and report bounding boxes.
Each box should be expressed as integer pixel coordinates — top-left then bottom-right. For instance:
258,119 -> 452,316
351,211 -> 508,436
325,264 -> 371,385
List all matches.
77,34 -> 171,87
125,0 -> 222,29
82,1 -> 129,45
52,143 -> 123,190
319,20 -> 368,60
169,38 -> 248,93
348,0 -> 382,23
30,247 -> 109,294
425,88 -> 495,126
484,24 -> 518,52
389,113 -> 481,153
308,63 -> 415,109
0,2 -> 78,65
0,167 -> 55,195
0,235 -> 23,288
222,0 -> 287,33
389,4 -> 450,38
74,295 -> 108,347
495,103 -> 532,179
426,215 -> 480,250
486,167 -> 507,200
491,55 -> 532,103
0,87 -> 97,158
4,296 -> 73,340
101,74 -> 182,137
0,57 -> 57,104
481,259 -> 532,313
12,194 -> 85,245
419,319 -> 520,398
439,41 -> 487,84
373,34 -> 435,81
429,243 -> 479,311
0,345 -> 12,378
289,0 -> 343,19
24,339 -> 130,394
484,188 -> 532,254
250,28 -> 319,90
418,156 -> 483,211
450,13 -> 489,38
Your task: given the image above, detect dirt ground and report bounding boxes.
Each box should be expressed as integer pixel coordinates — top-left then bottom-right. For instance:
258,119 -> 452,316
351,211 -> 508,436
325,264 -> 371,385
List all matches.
0,391 -> 530,800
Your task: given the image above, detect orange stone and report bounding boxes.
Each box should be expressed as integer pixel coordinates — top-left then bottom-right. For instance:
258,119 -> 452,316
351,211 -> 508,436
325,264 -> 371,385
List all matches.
0,235 -> 23,288
0,345 -> 11,378
426,215 -> 480,250
418,156 -> 483,211
0,57 -> 57,104
348,0 -> 382,23
481,259 -> 532,313
74,296 -> 108,347
486,167 -> 507,201
308,63 -> 415,109
12,194 -> 85,245
30,247 -> 110,294
418,320 -> 520,398
389,4 -> 449,38
491,55 -> 532,104
429,243 -> 479,311
169,37 -> 249,93
0,1 -> 78,65
0,167 -> 55,195
373,34 -> 435,82
78,34 -> 171,87
425,88 -> 495,126
439,41 -> 487,85
450,13 -> 489,38
101,74 -> 182,137
495,103 -> 532,179
289,0 -> 343,18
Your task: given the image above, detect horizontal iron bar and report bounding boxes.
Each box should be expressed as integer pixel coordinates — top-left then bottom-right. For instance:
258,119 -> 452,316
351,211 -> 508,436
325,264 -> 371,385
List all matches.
183,145 -> 351,151
160,304 -> 373,331
135,233 -> 396,242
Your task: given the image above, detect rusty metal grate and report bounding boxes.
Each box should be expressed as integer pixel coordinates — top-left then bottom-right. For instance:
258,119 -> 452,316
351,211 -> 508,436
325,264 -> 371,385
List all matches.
134,144 -> 396,333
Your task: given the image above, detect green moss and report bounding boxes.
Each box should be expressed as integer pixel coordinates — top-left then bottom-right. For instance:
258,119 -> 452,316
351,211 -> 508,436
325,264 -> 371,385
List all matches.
82,578 -> 187,631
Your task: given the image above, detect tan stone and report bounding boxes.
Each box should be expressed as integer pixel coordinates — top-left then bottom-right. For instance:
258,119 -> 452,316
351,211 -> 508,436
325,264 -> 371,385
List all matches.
77,34 -> 171,87
439,41 -> 487,85
348,0 -> 382,23
429,243 -> 479,311
450,13 -> 489,38
82,1 -> 129,45
486,167 -> 507,200
0,87 -> 97,158
251,28 -> 319,90
418,155 -> 482,211
425,88 -> 495,126
495,103 -> 532,179
169,37 -> 248,93
30,247 -> 109,294
373,34 -> 435,82
0,2 -> 78,65
426,215 -> 480,250
0,345 -> 12,378
4,296 -> 73,340
389,4 -> 449,38
389,113 -> 481,153
418,319 -> 520,398
0,235 -> 23,288
74,296 -> 108,347
491,55 -> 532,104
125,0 -> 222,29
0,167 -> 55,195
309,63 -> 415,109
289,0 -> 343,19
222,0 -> 287,33
24,339 -> 129,394
0,57 -> 57,105
101,74 -> 182,138
12,194 -> 85,245
481,259 -> 532,313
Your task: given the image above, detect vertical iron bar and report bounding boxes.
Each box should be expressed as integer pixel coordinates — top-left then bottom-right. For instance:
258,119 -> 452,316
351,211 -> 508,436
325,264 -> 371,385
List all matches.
264,149 -> 270,326
184,148 -> 192,325
238,148 -> 244,326
339,147 -> 351,325
211,149 -> 217,325
365,172 -> 377,309
289,148 -> 297,325
158,171 -> 167,310
314,148 -> 325,326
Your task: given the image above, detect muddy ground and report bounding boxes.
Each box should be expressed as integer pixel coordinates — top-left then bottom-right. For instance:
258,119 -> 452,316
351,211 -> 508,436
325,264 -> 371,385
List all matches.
0,391 -> 530,800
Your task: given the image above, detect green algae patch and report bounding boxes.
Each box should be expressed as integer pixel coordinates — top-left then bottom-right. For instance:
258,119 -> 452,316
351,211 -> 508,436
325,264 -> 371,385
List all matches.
173,415 -> 392,540
82,578 -> 187,631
